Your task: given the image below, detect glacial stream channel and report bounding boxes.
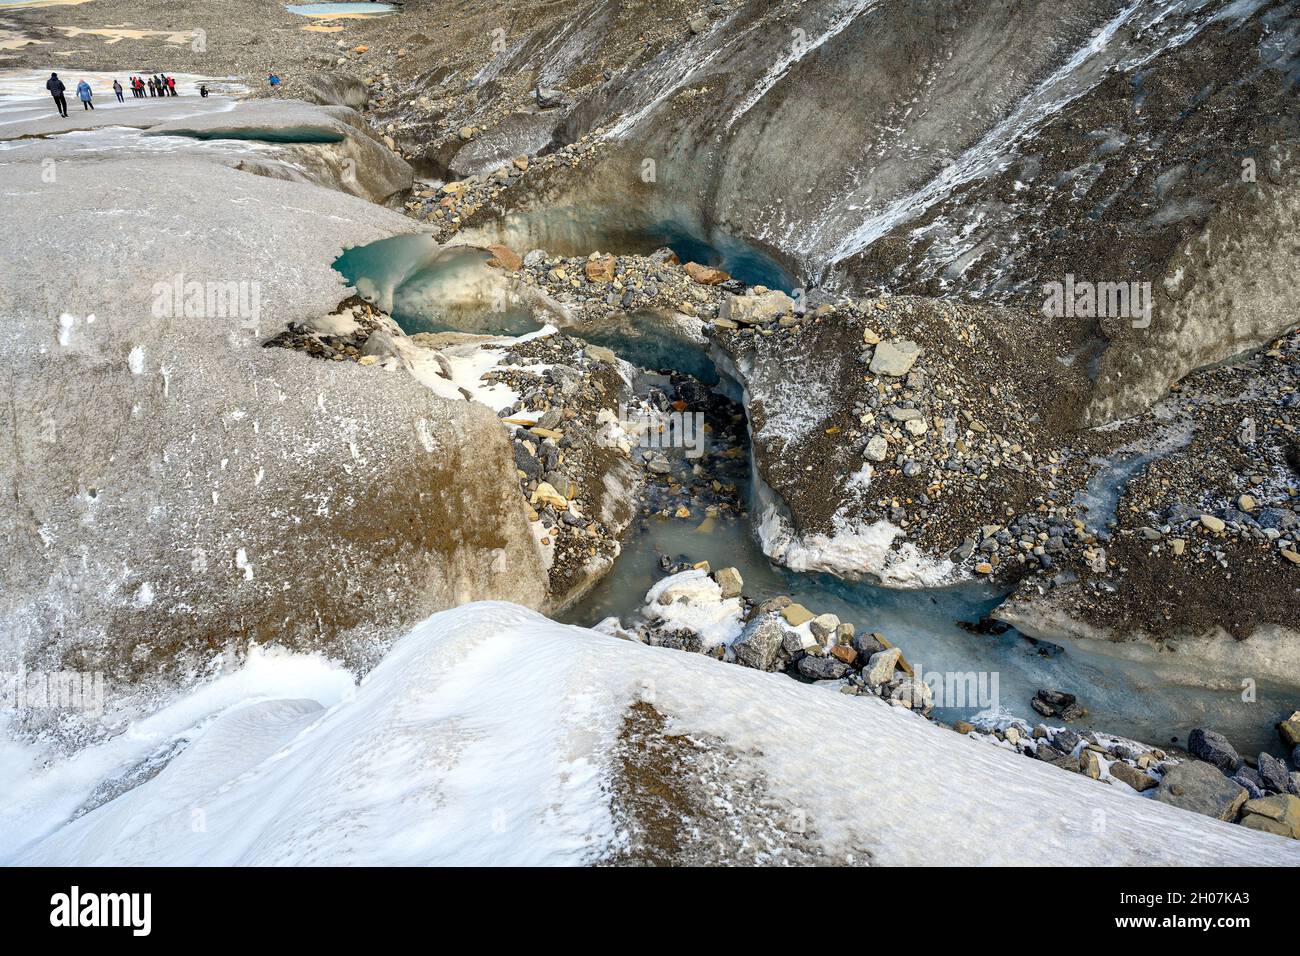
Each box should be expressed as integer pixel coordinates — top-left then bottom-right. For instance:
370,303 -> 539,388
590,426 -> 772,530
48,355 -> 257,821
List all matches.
338,233 -> 1293,756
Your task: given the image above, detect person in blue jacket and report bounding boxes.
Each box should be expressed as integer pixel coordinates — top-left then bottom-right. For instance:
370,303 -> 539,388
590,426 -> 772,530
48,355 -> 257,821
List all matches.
76,79 -> 94,111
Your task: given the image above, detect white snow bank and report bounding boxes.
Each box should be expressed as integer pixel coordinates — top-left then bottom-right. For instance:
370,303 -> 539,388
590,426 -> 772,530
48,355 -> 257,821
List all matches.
0,645 -> 354,864
757,503 -> 955,588
11,603 -> 1300,866
642,569 -> 744,648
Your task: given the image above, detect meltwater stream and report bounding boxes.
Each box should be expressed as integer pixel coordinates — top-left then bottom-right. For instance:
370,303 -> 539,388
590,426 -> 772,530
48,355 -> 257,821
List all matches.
334,233 -> 1294,756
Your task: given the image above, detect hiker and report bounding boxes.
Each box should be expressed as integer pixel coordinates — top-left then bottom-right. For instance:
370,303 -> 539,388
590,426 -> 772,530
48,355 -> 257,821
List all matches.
267,73 -> 281,88
198,83 -> 209,98
76,79 -> 94,111
45,72 -> 67,117
112,79 -> 124,103
166,75 -> 176,96
148,77 -> 156,97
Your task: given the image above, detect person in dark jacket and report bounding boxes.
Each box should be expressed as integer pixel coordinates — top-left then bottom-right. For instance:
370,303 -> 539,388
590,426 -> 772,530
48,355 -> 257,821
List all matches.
112,79 -> 124,103
76,79 -> 94,110
198,83 -> 209,98
46,72 -> 68,117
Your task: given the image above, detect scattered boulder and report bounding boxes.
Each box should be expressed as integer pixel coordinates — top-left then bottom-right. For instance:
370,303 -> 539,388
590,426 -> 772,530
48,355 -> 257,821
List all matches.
869,339 -> 922,377
731,615 -> 786,671
809,613 -> 840,642
719,290 -> 794,325
1109,761 -> 1158,792
1238,794 -> 1300,839
684,262 -> 730,285
863,648 -> 901,687
1257,752 -> 1291,794
890,678 -> 933,713
798,655 -> 849,681
1079,750 -> 1102,779
584,255 -> 616,283
1278,712 -> 1300,749
853,631 -> 885,659
714,566 -> 743,599
780,603 -> 814,627
1153,761 -> 1248,822
864,435 -> 889,461
1187,728 -> 1243,775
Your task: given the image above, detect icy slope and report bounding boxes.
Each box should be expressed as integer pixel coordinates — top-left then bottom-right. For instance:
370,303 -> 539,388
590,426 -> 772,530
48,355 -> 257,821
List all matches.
15,603 -> 1300,866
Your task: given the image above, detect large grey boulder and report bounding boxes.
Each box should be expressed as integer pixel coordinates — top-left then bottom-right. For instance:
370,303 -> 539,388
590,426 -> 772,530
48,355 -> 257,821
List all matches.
719,291 -> 794,325
869,339 -> 922,377
863,648 -> 901,687
731,615 -> 785,671
1257,752 -> 1291,794
449,111 -> 563,180
1153,761 -> 1248,822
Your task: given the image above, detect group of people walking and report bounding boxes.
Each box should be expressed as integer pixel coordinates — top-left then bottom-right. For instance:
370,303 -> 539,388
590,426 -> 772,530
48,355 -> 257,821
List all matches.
44,72 -> 194,117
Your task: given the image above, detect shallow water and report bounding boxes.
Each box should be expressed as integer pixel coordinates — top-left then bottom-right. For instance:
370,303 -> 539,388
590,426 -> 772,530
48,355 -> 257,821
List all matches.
285,2 -> 397,16
645,219 -> 795,292
562,487 -> 1295,755
333,236 -> 539,335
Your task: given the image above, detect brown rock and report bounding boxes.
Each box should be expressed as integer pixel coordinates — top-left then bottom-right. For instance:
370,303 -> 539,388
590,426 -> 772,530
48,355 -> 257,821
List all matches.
684,262 -> 730,285
485,244 -> 522,271
829,644 -> 857,666
584,255 -> 616,283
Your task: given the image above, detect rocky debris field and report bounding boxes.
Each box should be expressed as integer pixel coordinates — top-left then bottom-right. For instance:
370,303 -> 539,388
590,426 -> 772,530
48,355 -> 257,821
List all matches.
403,132 -> 611,242
497,245 -> 731,326
598,561 -> 1300,838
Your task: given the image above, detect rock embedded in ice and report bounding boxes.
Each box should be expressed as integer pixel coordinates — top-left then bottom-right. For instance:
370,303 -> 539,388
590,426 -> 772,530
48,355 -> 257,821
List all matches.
1154,761 -> 1248,822
1187,727 -> 1243,775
